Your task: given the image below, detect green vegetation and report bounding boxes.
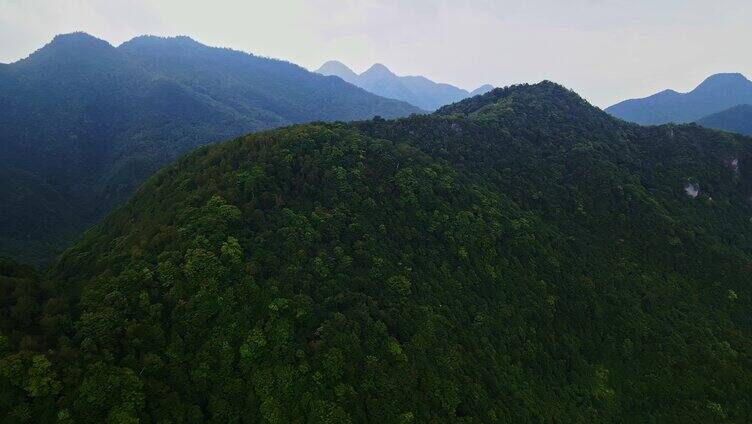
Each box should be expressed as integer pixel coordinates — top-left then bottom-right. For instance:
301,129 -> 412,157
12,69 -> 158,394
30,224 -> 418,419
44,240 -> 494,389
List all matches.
0,32 -> 420,264
3,82 -> 752,422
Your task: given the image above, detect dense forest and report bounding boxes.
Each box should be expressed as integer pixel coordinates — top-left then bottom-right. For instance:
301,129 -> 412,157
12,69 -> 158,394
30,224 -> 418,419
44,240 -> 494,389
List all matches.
0,32 -> 420,264
2,82 -> 752,422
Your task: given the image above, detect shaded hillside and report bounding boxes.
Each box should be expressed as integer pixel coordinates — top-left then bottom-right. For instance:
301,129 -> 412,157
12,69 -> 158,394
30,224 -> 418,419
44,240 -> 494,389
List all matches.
2,82 -> 752,422
606,73 -> 752,125
0,33 -> 420,264
316,60 -> 492,111
698,104 -> 752,135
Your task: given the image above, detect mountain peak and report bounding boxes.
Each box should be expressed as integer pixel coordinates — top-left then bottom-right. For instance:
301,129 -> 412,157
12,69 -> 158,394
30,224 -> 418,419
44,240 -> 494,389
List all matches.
316,60 -> 353,73
127,34 -> 200,45
470,84 -> 494,96
694,73 -> 752,93
17,32 -> 116,65
119,35 -> 207,52
315,59 -> 493,110
436,80 -> 602,122
50,31 -> 107,45
315,60 -> 359,84
42,32 -> 113,52
701,72 -> 749,83
362,63 -> 395,78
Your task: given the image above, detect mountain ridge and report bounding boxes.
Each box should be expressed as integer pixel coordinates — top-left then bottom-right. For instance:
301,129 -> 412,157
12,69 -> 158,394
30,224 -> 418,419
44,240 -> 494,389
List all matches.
315,60 -> 493,110
606,72 -> 752,125
0,32 -> 422,264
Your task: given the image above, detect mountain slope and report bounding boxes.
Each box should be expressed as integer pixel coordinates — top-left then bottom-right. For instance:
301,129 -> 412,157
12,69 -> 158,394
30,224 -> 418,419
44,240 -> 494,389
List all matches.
0,33 -> 421,264
606,73 -> 752,125
315,61 -> 493,111
698,104 -> 752,135
3,82 -> 752,423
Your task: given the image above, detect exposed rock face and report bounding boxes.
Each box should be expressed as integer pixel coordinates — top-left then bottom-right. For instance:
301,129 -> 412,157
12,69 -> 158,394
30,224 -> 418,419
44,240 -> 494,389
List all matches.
685,183 -> 700,198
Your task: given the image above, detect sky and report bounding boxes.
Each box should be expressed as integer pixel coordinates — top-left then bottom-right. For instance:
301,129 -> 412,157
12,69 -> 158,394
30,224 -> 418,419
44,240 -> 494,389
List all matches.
1,0 -> 751,107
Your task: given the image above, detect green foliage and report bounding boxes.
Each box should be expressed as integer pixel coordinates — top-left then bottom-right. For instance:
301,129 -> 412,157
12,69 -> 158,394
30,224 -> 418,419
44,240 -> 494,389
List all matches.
3,82 -> 752,422
0,32 -> 420,264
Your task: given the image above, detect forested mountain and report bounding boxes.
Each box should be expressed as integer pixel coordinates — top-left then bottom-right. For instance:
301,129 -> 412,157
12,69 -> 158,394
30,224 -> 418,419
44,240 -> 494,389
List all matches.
315,60 -> 493,111
606,73 -> 752,125
0,33 -> 420,264
698,104 -> 752,135
3,82 -> 752,423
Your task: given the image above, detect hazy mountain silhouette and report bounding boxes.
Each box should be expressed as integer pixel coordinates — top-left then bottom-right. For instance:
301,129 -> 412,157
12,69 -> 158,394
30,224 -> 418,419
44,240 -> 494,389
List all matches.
606,73 -> 752,125
316,60 -> 493,110
315,59 -> 359,84
0,32 -> 421,263
697,104 -> 752,135
469,84 -> 494,96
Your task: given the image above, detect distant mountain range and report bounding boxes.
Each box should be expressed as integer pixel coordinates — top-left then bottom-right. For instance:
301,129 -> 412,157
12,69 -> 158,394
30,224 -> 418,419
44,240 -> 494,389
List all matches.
316,60 -> 493,111
606,73 -> 752,126
697,104 -> 752,135
0,32 -> 421,263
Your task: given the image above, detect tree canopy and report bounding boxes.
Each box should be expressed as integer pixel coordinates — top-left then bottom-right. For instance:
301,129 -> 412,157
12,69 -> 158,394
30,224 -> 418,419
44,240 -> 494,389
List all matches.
0,32 -> 420,264
3,82 -> 752,422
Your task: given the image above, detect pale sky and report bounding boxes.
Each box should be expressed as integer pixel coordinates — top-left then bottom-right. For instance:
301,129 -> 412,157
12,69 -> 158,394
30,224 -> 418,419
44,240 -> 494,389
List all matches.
1,0 -> 750,107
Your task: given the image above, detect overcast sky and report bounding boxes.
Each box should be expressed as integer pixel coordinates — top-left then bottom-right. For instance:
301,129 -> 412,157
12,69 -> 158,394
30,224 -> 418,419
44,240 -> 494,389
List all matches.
1,0 -> 750,107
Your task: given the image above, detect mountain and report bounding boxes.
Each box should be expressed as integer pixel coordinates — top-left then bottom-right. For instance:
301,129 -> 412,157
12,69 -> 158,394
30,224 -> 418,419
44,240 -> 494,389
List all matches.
606,73 -> 752,125
4,82 -> 752,422
0,33 -> 421,264
697,104 -> 752,135
469,83 -> 494,96
315,61 -> 493,111
315,60 -> 359,84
